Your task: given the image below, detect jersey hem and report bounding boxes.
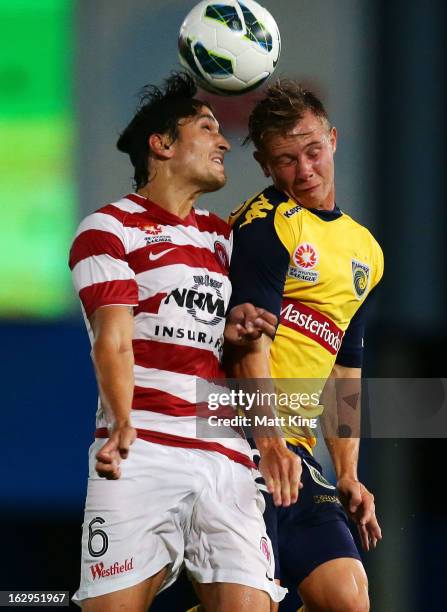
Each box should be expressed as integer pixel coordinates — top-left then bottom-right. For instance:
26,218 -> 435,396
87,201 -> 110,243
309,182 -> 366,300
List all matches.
95,427 -> 256,470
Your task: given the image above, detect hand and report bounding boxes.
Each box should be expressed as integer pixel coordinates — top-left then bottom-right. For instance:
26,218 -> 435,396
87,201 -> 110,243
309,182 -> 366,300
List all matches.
95,422 -> 137,479
258,439 -> 302,507
337,477 -> 382,551
224,303 -> 277,345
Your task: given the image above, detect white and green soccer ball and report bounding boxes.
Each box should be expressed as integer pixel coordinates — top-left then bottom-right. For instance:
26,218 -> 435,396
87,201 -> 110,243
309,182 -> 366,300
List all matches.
178,0 -> 281,95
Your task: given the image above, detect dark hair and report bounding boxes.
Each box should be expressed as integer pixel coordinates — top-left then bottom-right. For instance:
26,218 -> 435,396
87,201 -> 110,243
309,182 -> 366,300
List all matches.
246,79 -> 330,150
117,71 -> 211,189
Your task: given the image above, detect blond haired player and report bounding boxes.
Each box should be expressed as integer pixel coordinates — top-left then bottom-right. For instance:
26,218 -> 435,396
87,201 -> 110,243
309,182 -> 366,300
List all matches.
228,80 -> 383,612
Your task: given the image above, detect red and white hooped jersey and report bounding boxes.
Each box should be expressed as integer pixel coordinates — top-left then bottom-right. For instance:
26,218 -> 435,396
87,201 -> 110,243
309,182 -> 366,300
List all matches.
69,193 -> 253,468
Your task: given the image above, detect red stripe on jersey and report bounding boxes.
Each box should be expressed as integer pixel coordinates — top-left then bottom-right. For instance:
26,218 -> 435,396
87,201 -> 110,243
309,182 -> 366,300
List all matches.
97,204 -> 130,224
128,242 -> 228,276
194,213 -> 231,239
133,339 -> 222,377
125,194 -> 231,239
134,293 -> 167,315
95,427 -> 255,469
80,279 -> 139,318
69,229 -> 125,269
132,387 -> 198,415
280,298 -> 344,355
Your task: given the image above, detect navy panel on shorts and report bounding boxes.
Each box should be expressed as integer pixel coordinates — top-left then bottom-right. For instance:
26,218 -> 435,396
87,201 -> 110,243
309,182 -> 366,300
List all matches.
258,443 -> 361,585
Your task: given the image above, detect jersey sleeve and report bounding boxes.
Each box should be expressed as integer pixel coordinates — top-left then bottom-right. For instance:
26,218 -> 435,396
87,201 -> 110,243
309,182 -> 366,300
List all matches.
335,295 -> 370,368
228,203 -> 295,319
69,211 -> 139,318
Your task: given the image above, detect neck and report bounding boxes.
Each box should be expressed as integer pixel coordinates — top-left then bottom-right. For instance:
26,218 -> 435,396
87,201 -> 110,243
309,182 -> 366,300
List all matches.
138,170 -> 203,219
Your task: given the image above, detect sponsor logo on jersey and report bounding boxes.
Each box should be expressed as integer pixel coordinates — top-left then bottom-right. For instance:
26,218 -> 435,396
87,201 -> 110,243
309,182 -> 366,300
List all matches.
293,243 -> 318,269
239,194 -> 274,228
351,259 -> 370,299
289,243 -> 319,282
90,558 -> 134,581
288,265 -> 319,283
314,494 -> 341,504
214,240 -> 229,269
140,222 -> 163,235
283,204 -> 302,218
149,247 -> 176,261
153,324 -> 223,349
144,235 -> 172,245
280,298 -> 344,355
163,275 -> 225,326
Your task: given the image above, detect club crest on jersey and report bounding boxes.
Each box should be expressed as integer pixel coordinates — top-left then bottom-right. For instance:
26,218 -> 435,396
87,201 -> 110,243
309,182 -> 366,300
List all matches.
214,241 -> 229,270
351,259 -> 370,299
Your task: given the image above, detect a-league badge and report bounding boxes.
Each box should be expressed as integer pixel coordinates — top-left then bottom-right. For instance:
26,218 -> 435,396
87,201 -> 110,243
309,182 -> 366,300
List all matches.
351,259 -> 370,299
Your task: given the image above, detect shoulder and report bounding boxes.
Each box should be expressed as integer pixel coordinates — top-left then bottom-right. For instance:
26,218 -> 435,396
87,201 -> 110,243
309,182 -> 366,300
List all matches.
341,213 -> 384,284
342,213 -> 382,250
194,207 -> 231,240
229,185 -> 301,230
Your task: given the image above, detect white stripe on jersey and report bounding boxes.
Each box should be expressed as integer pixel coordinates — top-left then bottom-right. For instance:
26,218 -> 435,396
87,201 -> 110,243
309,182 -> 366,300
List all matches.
72,254 -> 135,293
134,313 -> 222,358
74,211 -> 126,241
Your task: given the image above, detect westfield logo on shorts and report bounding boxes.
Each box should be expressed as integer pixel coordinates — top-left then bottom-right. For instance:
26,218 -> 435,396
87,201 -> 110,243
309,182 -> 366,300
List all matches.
280,298 -> 344,355
90,558 -> 134,580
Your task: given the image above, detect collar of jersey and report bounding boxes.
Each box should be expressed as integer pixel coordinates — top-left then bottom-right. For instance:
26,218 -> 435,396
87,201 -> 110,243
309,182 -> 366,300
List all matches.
270,185 -> 343,222
126,193 -> 197,226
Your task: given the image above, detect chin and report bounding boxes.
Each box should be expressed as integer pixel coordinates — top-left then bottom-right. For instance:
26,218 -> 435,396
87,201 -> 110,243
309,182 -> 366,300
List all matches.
203,174 -> 226,192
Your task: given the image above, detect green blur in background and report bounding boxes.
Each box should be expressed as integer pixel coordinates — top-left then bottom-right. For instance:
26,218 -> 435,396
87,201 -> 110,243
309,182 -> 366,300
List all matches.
0,0 -> 75,317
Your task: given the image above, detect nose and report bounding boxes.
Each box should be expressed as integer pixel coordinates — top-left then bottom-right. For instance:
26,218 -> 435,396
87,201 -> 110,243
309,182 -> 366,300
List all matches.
218,134 -> 231,153
295,155 -> 313,181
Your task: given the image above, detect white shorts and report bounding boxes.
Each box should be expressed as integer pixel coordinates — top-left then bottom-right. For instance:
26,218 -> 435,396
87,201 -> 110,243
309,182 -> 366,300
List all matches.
73,438 -> 286,605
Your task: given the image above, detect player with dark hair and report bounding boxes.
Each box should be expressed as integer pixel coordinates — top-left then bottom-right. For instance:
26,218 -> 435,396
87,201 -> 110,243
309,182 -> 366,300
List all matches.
228,79 -> 383,612
69,72 -> 300,611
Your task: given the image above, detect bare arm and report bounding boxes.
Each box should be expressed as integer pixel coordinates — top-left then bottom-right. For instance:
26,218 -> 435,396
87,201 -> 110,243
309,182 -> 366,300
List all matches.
90,305 -> 136,479
322,364 -> 382,550
225,334 -> 302,508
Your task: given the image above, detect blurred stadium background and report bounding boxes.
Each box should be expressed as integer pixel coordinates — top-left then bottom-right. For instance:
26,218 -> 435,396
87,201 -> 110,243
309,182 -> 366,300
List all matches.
1,0 -> 446,609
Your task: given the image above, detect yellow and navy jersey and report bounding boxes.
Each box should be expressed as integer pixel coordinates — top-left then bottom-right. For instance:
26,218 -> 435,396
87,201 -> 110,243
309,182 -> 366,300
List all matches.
229,185 -> 384,451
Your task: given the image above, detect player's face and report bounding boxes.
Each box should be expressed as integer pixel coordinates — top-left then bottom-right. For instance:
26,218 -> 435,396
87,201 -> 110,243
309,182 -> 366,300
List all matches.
173,107 -> 230,192
256,111 -> 337,210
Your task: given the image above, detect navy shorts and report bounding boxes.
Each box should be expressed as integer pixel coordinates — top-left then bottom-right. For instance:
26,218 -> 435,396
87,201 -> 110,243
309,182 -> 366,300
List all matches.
254,443 -> 362,586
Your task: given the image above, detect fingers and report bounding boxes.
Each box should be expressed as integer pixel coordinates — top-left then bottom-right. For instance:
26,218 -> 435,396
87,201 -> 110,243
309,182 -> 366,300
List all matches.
95,454 -> 121,480
118,426 -> 137,459
357,485 -> 375,524
261,449 -> 301,507
348,482 -> 363,515
289,453 -> 302,503
358,512 -> 382,551
254,308 -> 277,326
95,426 -> 136,479
358,522 -> 370,552
253,317 -> 277,340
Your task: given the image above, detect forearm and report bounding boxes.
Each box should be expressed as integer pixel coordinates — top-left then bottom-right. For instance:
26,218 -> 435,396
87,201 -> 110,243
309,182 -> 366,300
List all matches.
324,437 -> 359,481
92,339 -> 134,426
322,364 -> 361,481
225,337 -> 284,445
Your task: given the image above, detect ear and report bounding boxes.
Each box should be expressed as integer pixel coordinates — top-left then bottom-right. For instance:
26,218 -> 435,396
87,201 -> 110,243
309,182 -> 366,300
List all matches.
253,150 -> 271,178
330,127 -> 337,154
148,133 -> 174,159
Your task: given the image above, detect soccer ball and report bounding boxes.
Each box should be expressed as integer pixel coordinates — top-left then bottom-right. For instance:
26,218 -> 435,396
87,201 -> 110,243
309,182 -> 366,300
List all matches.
178,0 -> 281,95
